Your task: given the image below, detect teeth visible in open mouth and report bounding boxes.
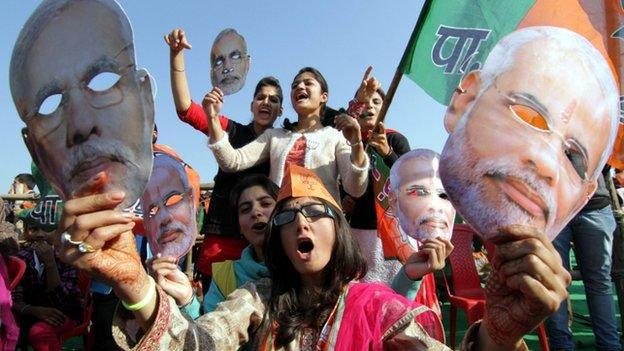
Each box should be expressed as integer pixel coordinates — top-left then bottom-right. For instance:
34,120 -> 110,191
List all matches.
297,239 -> 313,253
296,93 -> 308,101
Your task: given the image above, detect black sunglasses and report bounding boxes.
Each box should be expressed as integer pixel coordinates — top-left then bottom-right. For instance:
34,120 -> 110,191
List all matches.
272,203 -> 336,227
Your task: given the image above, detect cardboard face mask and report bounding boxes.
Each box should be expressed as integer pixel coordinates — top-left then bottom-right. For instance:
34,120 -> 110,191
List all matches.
439,27 -> 619,241
10,0 -> 154,209
388,149 -> 456,247
210,28 -> 250,95
141,153 -> 198,259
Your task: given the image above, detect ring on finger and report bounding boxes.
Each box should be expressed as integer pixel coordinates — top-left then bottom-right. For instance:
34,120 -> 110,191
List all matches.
60,232 -> 83,246
78,242 -> 97,254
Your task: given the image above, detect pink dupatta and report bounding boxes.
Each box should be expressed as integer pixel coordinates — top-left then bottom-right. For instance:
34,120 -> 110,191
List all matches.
334,282 -> 444,351
0,255 -> 18,351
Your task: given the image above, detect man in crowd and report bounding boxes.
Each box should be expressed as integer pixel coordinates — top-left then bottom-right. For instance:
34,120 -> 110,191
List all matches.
545,167 -> 621,351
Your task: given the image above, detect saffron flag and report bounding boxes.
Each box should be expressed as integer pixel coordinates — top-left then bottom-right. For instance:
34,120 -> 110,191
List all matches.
401,0 -> 624,168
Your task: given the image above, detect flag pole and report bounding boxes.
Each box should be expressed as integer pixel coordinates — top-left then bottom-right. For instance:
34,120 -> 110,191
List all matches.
375,0 -> 433,128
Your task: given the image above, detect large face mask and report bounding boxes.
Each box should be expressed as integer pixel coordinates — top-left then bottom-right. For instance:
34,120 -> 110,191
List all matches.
210,30 -> 250,96
439,30 -> 618,241
10,0 -> 154,209
141,153 -> 197,259
390,150 -> 456,246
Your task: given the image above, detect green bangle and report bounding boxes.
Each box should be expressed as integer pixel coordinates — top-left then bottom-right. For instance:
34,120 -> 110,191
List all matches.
121,276 -> 156,311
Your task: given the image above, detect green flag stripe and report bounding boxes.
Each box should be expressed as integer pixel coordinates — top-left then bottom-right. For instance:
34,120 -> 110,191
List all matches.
403,0 -> 535,105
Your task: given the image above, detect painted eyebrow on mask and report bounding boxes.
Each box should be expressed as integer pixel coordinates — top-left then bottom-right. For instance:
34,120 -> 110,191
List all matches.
84,57 -> 123,80
33,81 -> 63,115
85,43 -> 134,80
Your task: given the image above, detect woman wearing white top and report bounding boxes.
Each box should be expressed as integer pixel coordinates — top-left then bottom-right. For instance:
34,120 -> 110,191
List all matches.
204,67 -> 369,201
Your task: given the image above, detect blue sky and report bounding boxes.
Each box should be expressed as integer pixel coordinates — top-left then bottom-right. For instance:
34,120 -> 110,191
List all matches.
0,0 -> 447,191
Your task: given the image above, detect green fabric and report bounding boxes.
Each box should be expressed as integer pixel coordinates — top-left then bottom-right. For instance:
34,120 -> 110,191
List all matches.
17,163 -> 63,231
402,0 -> 535,104
212,260 -> 237,298
391,267 -> 422,300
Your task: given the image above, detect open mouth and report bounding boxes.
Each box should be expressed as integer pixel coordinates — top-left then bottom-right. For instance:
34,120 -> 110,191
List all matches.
297,237 -> 314,254
491,174 -> 549,221
251,222 -> 267,233
258,106 -> 271,116
295,91 -> 309,102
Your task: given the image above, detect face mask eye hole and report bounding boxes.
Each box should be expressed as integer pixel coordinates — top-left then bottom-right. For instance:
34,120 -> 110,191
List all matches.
87,72 -> 121,92
509,104 -> 549,131
165,194 -> 184,207
38,94 -> 62,116
565,148 -> 588,180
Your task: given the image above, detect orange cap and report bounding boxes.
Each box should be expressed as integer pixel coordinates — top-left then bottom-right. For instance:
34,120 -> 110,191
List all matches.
277,164 -> 340,209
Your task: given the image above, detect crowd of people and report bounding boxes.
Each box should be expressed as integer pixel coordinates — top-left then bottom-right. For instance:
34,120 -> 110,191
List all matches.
0,0 -> 622,350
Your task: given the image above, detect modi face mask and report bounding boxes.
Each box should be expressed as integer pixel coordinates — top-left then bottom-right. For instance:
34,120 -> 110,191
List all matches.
141,152 -> 199,259
389,149 -> 456,245
439,27 -> 619,241
10,0 -> 154,209
210,28 -> 250,95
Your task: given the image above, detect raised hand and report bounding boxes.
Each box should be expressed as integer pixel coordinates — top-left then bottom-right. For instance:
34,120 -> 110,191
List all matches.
334,113 -> 362,146
149,255 -> 194,306
56,172 -> 146,304
481,225 -> 570,349
404,237 -> 453,280
164,28 -> 192,53
202,87 -> 224,120
367,122 -> 391,156
355,66 -> 380,103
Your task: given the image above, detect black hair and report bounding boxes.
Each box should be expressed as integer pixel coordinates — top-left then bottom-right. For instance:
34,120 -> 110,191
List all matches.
229,174 -> 279,232
264,196 -> 367,347
352,86 -> 386,101
254,76 -> 283,106
14,173 -> 35,190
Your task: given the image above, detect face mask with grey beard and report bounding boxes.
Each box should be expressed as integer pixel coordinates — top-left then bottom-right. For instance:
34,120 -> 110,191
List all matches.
440,122 -> 557,240
397,205 -> 451,242
61,138 -> 147,209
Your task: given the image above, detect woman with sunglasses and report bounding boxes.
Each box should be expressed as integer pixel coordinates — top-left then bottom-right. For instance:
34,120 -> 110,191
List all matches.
58,166 -> 570,350
204,67 -> 369,203
150,174 -> 278,318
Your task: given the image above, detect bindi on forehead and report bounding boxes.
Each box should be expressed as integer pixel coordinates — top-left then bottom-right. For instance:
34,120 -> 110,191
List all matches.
559,99 -> 577,125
